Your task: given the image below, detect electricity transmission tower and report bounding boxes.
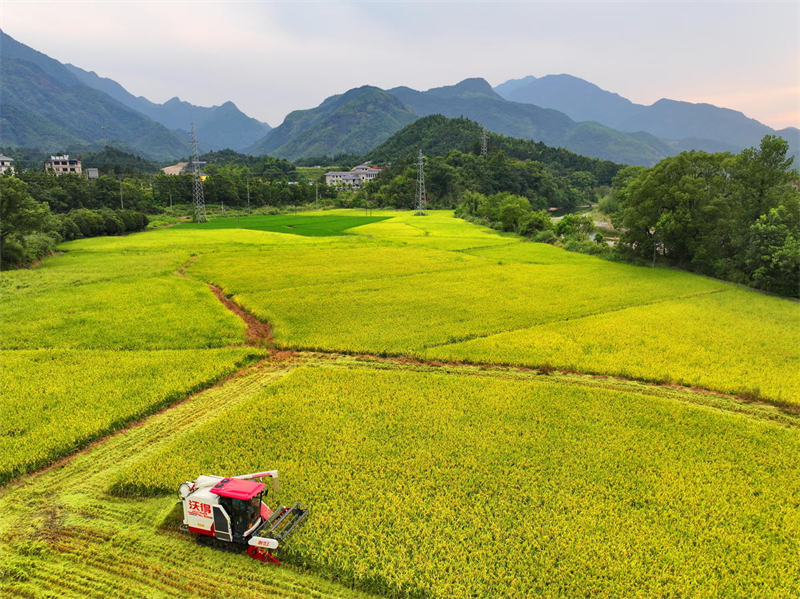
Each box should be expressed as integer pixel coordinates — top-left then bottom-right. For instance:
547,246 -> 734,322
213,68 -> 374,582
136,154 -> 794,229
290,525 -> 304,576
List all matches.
415,149 -> 426,216
190,123 -> 207,223
480,126 -> 488,157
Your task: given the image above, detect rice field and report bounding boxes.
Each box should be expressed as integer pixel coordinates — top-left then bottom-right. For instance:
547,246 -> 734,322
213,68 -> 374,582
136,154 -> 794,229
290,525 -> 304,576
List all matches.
2,209 -> 798,599
423,288 -> 800,404
0,362 -> 375,599
116,361 -> 800,599
175,213 -> 388,236
0,348 -> 262,483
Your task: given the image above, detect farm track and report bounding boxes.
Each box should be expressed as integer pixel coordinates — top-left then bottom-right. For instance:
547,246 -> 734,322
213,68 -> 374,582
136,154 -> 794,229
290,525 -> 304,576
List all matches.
0,357 -> 377,599
209,284 -> 272,345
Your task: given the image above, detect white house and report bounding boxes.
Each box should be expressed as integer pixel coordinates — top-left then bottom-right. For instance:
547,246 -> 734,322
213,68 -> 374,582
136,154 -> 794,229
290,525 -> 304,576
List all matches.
325,164 -> 384,189
0,155 -> 14,175
45,155 -> 82,175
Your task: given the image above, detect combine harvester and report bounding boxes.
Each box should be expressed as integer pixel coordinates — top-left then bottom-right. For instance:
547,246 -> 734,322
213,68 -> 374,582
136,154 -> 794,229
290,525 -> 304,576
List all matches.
178,470 -> 308,564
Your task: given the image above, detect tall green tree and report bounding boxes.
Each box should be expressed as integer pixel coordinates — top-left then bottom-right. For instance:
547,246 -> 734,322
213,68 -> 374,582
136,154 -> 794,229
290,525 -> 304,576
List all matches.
0,177 -> 58,268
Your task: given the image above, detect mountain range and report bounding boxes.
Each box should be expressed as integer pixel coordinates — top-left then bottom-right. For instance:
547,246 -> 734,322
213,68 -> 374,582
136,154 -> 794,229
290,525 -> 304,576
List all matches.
0,29 -> 796,167
248,86 -> 416,159
0,30 -> 189,160
64,64 -> 271,151
0,30 -> 269,158
495,74 -> 799,155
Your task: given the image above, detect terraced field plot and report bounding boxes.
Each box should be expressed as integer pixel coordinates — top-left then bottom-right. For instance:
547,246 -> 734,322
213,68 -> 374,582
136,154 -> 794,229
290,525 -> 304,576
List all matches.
2,275 -> 247,350
117,360 -> 800,599
0,348 -> 262,483
174,212 -> 797,400
424,286 -> 800,403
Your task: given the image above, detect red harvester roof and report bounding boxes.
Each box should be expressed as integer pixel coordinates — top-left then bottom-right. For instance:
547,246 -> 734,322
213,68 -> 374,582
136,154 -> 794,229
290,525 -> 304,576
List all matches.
210,478 -> 265,500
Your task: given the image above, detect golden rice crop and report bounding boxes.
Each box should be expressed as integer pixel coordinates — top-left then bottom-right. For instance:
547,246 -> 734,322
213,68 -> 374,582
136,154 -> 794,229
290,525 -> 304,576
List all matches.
117,364 -> 799,599
0,348 -> 263,483
220,259 -> 724,354
1,275 -> 246,350
186,244 -> 483,295
0,250 -> 190,298
423,289 -> 800,403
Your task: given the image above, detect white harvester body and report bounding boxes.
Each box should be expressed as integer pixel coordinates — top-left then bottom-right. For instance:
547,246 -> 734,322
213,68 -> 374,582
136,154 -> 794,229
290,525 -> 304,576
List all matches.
178,470 -> 308,564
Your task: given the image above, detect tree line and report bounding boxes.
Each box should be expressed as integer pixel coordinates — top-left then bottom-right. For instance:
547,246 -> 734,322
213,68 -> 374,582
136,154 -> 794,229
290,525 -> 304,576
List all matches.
610,135 -> 799,297
457,135 -> 799,297
361,149 -> 600,211
0,177 -> 149,269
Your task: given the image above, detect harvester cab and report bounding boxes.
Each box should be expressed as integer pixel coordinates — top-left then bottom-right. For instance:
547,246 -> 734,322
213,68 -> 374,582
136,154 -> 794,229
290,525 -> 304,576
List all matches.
178,470 -> 308,564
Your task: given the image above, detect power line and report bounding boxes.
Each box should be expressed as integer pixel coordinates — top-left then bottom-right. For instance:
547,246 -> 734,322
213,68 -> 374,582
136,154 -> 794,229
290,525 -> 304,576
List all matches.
415,149 -> 426,216
190,124 -> 207,223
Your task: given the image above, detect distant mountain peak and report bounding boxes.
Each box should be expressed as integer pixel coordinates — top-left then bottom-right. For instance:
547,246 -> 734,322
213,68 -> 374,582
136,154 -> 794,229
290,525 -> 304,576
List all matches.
427,77 -> 501,100
493,75 -> 538,98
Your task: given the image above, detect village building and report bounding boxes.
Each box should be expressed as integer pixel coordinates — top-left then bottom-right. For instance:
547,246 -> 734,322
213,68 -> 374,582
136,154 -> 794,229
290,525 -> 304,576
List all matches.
45,155 -> 82,175
325,163 -> 383,189
0,155 -> 14,175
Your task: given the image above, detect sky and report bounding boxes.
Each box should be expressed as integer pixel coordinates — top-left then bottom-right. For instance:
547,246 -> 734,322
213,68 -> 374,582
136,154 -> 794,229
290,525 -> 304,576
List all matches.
2,0 -> 798,130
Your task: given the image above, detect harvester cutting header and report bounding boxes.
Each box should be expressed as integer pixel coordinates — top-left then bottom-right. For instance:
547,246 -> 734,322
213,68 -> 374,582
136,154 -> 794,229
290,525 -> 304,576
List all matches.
178,470 -> 308,564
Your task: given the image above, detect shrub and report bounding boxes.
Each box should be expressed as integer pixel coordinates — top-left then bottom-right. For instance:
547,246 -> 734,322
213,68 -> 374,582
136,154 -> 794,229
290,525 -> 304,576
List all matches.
519,210 -> 553,237
533,229 -> 557,244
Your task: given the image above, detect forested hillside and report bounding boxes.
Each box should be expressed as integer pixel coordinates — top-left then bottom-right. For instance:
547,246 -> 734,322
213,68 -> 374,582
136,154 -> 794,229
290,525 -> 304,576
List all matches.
248,87 -> 418,159
0,30 -> 189,160
365,115 -> 619,182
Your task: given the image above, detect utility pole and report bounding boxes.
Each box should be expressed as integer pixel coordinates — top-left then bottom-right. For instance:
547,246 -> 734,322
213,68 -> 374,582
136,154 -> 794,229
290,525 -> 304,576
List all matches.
480,126 -> 488,157
169,192 -> 173,208
415,149 -> 426,216
246,177 -> 251,214
315,182 -> 319,209
652,230 -> 657,268
190,123 -> 207,223
119,178 -> 124,209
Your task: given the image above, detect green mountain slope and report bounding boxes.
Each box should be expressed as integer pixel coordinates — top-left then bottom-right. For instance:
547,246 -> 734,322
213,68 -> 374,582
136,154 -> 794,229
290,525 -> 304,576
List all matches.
0,104 -> 86,151
65,64 -> 271,151
0,31 -> 189,160
387,79 -> 671,165
248,86 -> 418,160
364,114 -> 620,182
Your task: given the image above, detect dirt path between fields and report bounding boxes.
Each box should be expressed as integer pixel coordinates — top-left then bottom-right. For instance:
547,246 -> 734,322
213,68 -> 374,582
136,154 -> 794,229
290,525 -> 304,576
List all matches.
208,285 -> 272,346
175,256 -> 277,349
204,283 -> 799,417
